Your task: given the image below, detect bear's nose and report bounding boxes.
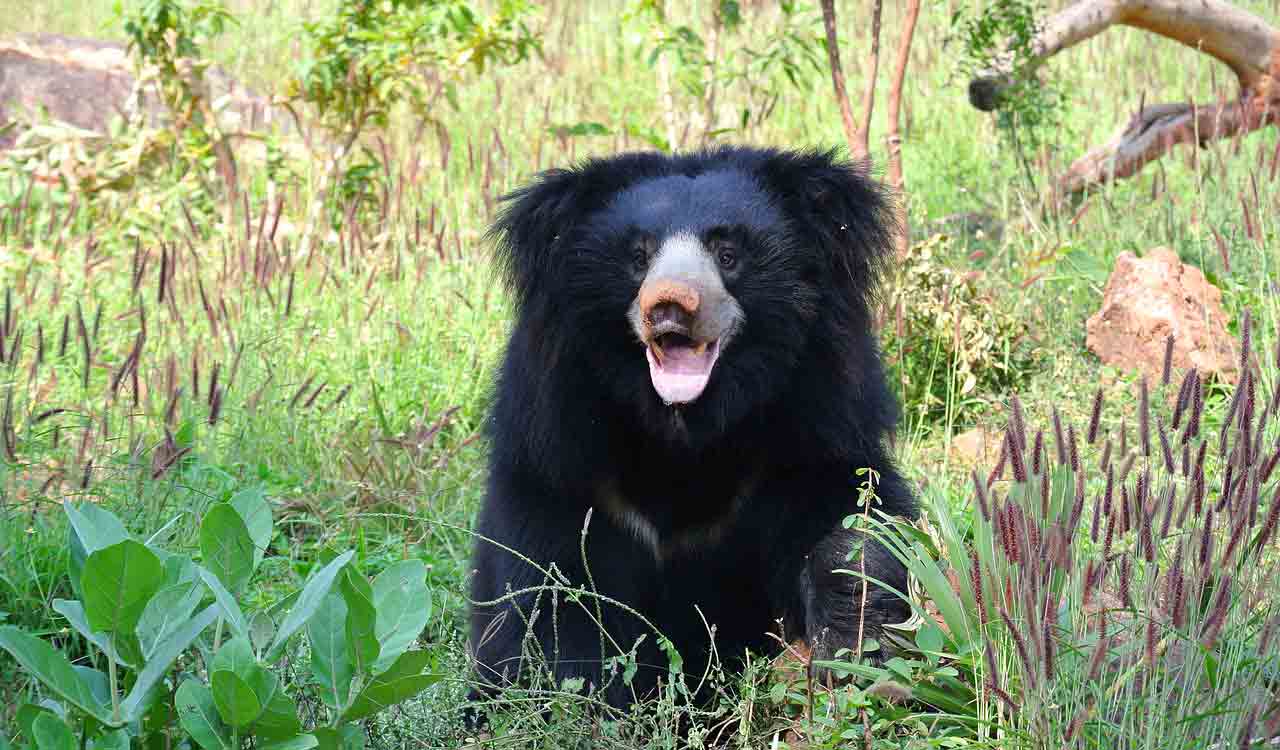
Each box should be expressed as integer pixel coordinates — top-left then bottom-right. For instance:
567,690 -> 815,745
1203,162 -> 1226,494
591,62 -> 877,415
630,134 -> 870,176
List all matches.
640,280 -> 700,330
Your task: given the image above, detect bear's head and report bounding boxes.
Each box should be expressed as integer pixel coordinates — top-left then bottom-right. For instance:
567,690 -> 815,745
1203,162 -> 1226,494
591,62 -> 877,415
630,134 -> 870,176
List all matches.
491,146 -> 896,450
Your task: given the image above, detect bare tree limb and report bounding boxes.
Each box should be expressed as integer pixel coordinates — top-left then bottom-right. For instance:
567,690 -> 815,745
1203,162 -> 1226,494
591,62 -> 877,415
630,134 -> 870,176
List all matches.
856,0 -> 884,162
885,0 -> 922,258
1058,97 -> 1277,195
819,0 -> 863,160
967,0 -> 1280,198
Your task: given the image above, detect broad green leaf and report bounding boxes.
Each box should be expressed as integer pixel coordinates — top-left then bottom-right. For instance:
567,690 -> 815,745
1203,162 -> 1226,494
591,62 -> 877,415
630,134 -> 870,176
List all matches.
249,611 -> 275,653
307,592 -> 352,710
253,683 -> 302,741
136,582 -> 203,660
262,736 -> 318,750
51,600 -> 132,668
211,637 -> 258,680
197,563 -> 249,639
175,680 -> 231,750
200,504 -> 255,595
72,666 -> 113,710
266,551 -> 354,661
371,560 -> 430,672
196,566 -> 249,642
211,671 -> 262,728
313,725 -> 363,750
31,712 -> 75,750
341,650 -> 442,722
229,487 -> 273,570
0,627 -> 114,725
17,704 -> 58,741
65,502 -> 129,600
120,604 -> 220,722
88,729 -> 129,750
340,567 -> 378,674
81,540 -> 163,635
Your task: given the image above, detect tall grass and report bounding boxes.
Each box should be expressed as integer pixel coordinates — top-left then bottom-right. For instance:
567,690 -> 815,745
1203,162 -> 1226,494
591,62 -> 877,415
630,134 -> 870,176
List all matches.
0,0 -> 1277,746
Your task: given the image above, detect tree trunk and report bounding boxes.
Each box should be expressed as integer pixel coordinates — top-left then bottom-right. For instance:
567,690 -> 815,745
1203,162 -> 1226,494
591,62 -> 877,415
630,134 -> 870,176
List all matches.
967,0 -> 1280,198
885,0 -> 922,258
824,0 -> 865,160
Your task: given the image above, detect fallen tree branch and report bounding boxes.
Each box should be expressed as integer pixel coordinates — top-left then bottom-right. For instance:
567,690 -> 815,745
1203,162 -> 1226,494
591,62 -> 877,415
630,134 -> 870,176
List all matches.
966,0 -> 1280,198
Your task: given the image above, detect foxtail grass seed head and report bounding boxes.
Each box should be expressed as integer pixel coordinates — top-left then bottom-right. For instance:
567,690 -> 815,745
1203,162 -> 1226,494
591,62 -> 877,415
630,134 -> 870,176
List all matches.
1032,429 -> 1044,477
1086,629 -> 1109,684
1140,377 -> 1151,457
1118,451 -> 1136,485
1161,333 -> 1174,386
1190,374 -> 1204,439
1120,554 -> 1133,609
1170,545 -> 1186,629
1238,309 -> 1251,375
1119,415 -> 1129,456
1159,483 -> 1175,538
1121,485 -> 1132,535
970,551 -> 986,623
1090,488 -> 1103,543
1258,486 -> 1280,554
1088,387 -> 1104,444
999,606 -> 1036,687
1199,575 -> 1232,648
1100,437 -> 1113,472
1173,369 -> 1195,429
1008,429 -> 1028,484
1199,506 -> 1216,572
1144,618 -> 1157,672
1010,395 -> 1027,451
1104,509 -> 1117,559
1158,417 -> 1175,473
1053,409 -> 1067,466
1068,424 -> 1080,475
1222,371 -> 1246,454
973,469 -> 991,522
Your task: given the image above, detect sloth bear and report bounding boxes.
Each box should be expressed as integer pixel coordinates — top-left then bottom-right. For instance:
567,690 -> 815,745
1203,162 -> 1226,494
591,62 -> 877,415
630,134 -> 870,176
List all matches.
469,146 -> 915,711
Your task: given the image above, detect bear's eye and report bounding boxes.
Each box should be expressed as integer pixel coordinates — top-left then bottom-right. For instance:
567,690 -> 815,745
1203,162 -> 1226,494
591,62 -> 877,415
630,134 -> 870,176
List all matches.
716,246 -> 737,270
632,248 -> 648,270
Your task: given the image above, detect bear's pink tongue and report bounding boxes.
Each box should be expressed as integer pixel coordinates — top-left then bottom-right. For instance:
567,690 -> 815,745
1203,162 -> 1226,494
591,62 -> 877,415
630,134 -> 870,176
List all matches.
646,337 -> 719,405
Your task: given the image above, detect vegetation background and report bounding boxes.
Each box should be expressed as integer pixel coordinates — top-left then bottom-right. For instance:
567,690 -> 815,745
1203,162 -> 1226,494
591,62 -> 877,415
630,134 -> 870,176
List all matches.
0,0 -> 1276,747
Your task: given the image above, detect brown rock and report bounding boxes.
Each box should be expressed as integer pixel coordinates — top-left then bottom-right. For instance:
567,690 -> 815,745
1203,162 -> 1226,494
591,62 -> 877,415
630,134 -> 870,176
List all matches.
0,33 -> 279,148
950,426 -> 1003,467
1086,247 -> 1238,385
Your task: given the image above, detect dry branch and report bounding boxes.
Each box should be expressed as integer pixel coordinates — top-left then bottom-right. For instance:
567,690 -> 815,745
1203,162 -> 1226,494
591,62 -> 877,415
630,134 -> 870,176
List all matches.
967,0 -> 1280,197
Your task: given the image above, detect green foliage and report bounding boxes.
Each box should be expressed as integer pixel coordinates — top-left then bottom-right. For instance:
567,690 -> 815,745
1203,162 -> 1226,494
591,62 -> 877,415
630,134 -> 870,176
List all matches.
952,0 -> 1066,184
0,500 -> 438,748
606,0 -> 823,148
883,234 -> 1043,426
288,0 -> 540,144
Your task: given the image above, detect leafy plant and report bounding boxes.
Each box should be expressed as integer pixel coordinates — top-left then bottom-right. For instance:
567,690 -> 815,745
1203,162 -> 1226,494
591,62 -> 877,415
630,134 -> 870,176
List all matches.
286,0 -> 540,247
866,311 -> 1280,744
616,0 -> 824,150
951,0 -> 1066,189
0,492 -> 438,750
883,234 -> 1043,426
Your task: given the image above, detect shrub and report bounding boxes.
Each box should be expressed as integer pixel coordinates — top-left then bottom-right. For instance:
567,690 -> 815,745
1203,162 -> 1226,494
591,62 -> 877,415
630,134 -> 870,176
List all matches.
0,492 -> 438,750
864,311 -> 1280,745
882,234 -> 1042,426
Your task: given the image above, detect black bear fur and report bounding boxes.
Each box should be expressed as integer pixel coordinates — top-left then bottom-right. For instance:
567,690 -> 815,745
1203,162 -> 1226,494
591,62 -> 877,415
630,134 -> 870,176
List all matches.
469,146 -> 916,711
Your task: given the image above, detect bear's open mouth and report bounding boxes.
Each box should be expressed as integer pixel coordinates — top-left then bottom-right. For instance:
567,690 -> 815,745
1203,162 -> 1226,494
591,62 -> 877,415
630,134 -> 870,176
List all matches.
646,332 -> 720,405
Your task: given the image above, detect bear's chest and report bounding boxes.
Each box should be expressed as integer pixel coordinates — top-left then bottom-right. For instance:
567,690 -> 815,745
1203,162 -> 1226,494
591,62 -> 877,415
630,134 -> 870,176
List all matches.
594,468 -> 763,564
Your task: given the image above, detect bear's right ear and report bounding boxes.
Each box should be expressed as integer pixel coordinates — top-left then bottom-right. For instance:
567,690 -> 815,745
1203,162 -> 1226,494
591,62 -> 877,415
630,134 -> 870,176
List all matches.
488,168 -> 583,304
490,153 -> 673,304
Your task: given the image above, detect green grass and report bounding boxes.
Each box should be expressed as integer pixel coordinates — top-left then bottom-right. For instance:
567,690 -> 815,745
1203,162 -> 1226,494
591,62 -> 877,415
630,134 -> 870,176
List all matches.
1,0 -> 1278,747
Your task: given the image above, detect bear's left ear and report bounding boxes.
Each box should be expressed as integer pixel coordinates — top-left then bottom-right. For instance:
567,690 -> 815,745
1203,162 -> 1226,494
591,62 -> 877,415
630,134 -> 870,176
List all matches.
753,148 -> 898,299
490,153 -> 673,305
